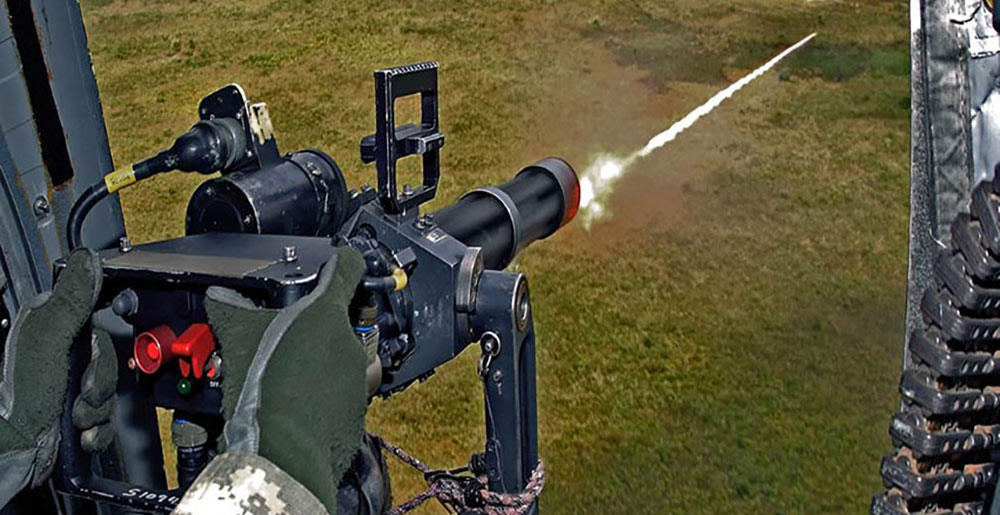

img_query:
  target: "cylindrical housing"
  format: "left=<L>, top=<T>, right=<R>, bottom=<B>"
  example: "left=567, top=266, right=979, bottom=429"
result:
left=172, top=418, right=209, bottom=490
left=434, top=157, right=579, bottom=269
left=185, top=150, right=348, bottom=237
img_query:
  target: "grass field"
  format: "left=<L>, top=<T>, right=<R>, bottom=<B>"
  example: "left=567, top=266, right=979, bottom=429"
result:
left=80, top=0, right=909, bottom=512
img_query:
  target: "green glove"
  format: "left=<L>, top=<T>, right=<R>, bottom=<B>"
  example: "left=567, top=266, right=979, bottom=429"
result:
left=204, top=246, right=367, bottom=514
left=0, top=249, right=117, bottom=506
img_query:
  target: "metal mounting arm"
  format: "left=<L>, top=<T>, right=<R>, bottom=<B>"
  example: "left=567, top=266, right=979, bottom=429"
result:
left=471, top=270, right=540, bottom=514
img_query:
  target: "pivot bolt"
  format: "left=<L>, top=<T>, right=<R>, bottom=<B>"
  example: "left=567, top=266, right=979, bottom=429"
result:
left=119, top=237, right=132, bottom=253
left=402, top=184, right=414, bottom=197
left=283, top=245, right=297, bottom=262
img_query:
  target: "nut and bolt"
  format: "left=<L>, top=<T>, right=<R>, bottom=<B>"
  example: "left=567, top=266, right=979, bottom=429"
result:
left=283, top=245, right=298, bottom=262
left=414, top=213, right=435, bottom=230
left=119, top=237, right=132, bottom=253
left=33, top=196, right=50, bottom=217
left=492, top=370, right=503, bottom=383
left=402, top=184, right=414, bottom=196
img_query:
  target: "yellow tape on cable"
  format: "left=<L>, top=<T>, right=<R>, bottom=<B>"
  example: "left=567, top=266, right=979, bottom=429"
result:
left=392, top=268, right=408, bottom=291
left=104, top=165, right=137, bottom=194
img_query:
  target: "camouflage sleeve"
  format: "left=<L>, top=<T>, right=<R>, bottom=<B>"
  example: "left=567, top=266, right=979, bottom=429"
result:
left=171, top=453, right=330, bottom=515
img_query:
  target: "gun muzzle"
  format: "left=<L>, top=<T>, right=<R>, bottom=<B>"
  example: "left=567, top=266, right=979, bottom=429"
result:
left=434, top=157, right=580, bottom=269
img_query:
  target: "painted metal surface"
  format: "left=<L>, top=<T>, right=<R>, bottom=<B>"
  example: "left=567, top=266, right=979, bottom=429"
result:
left=0, top=0, right=124, bottom=296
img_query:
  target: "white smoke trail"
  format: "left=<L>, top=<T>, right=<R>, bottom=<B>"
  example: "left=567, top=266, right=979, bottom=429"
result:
left=578, top=32, right=817, bottom=228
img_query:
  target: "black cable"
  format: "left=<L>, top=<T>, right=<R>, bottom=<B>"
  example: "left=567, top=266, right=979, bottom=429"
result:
left=66, top=155, right=173, bottom=249
left=65, top=117, right=246, bottom=250
left=66, top=182, right=109, bottom=250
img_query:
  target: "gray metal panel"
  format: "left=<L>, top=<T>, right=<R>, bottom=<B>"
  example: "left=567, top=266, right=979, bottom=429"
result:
left=0, top=3, right=53, bottom=292
left=31, top=0, right=124, bottom=251
left=0, top=0, right=127, bottom=303
left=0, top=42, right=31, bottom=133
left=0, top=7, right=9, bottom=42
left=3, top=125, right=43, bottom=175
left=0, top=137, right=50, bottom=309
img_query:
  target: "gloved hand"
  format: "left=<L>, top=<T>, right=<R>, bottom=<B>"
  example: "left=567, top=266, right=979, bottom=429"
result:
left=0, top=249, right=117, bottom=507
left=174, top=246, right=369, bottom=515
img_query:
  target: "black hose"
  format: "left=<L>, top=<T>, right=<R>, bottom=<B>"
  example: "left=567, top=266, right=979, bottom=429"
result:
left=66, top=182, right=109, bottom=250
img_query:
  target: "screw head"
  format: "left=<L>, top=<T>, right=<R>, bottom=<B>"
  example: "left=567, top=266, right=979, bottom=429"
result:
left=402, top=184, right=414, bottom=196
left=492, top=370, right=503, bottom=383
left=33, top=197, right=50, bottom=216
left=119, top=237, right=132, bottom=253
left=283, top=245, right=297, bottom=262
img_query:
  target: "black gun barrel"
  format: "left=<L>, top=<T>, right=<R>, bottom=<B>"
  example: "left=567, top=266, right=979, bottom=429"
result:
left=434, top=157, right=579, bottom=269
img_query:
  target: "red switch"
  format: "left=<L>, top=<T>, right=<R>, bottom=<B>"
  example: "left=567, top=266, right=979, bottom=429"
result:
left=134, top=323, right=216, bottom=379
left=173, top=324, right=215, bottom=379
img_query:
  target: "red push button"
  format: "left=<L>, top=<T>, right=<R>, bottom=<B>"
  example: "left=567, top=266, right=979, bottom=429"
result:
left=134, top=325, right=175, bottom=375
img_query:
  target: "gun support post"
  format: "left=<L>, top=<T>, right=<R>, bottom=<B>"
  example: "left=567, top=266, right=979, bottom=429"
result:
left=472, top=271, right=539, bottom=512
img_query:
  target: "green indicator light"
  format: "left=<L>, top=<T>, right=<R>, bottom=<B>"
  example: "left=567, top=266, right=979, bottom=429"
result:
left=177, top=377, right=193, bottom=396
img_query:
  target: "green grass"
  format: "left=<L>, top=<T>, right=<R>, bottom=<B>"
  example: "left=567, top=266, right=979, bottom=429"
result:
left=81, top=0, right=910, bottom=512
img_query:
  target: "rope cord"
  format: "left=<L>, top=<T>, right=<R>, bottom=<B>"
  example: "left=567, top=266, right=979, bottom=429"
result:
left=368, top=432, right=545, bottom=515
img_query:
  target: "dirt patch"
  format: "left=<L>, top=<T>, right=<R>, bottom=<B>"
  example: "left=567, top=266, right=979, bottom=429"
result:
left=508, top=31, right=748, bottom=253
left=513, top=29, right=757, bottom=257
